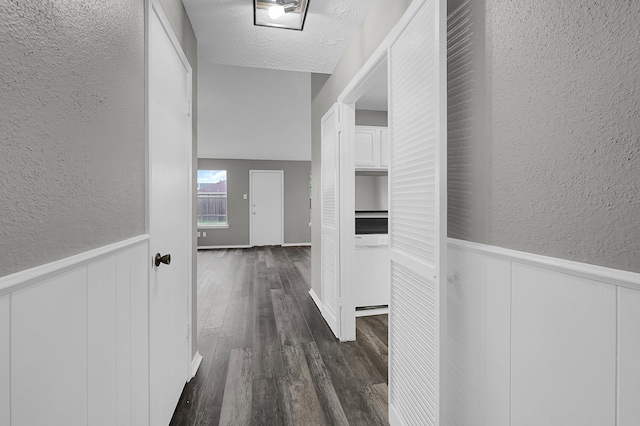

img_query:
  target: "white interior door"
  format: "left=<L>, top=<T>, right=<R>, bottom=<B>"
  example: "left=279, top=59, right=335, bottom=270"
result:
left=148, top=2, right=192, bottom=425
left=250, top=170, right=283, bottom=246
left=320, top=104, right=341, bottom=337
left=388, top=0, right=447, bottom=425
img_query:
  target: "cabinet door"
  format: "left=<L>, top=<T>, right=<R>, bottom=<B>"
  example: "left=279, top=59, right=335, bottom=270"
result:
left=379, top=129, right=390, bottom=168
left=354, top=128, right=378, bottom=167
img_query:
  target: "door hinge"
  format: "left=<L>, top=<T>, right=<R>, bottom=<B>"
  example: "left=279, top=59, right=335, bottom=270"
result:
left=187, top=99, right=192, bottom=117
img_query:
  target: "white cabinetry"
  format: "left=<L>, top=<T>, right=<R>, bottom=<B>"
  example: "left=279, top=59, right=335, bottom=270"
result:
left=355, top=126, right=389, bottom=170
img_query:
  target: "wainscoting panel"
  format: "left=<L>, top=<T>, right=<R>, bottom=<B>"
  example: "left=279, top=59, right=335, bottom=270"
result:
left=116, top=250, right=132, bottom=426
left=12, top=267, right=89, bottom=426
left=0, top=294, right=10, bottom=426
left=0, top=235, right=149, bottom=426
left=447, top=238, right=640, bottom=426
left=511, top=263, right=616, bottom=426
left=447, top=245, right=511, bottom=426
left=88, top=257, right=118, bottom=426
left=130, top=242, right=150, bottom=426
left=618, top=287, right=640, bottom=426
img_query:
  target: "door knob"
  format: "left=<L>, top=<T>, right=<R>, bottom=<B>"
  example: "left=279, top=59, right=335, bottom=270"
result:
left=154, top=253, right=171, bottom=267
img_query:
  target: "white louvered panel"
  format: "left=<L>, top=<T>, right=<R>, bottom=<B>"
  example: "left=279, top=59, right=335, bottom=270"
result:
left=321, top=236, right=338, bottom=317
left=390, top=1, right=438, bottom=266
left=320, top=104, right=340, bottom=337
left=321, top=109, right=337, bottom=228
left=389, top=0, right=446, bottom=425
left=390, top=262, right=438, bottom=426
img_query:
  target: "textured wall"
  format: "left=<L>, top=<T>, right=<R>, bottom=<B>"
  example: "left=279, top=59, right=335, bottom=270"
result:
left=310, top=0, right=413, bottom=296
left=197, top=158, right=311, bottom=246
left=448, top=0, right=640, bottom=273
left=0, top=1, right=145, bottom=277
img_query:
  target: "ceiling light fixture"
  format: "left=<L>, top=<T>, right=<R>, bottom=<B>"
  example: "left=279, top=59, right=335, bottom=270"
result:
left=254, top=0, right=310, bottom=31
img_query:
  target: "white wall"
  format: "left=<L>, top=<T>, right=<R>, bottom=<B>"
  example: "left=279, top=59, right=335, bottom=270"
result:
left=446, top=239, right=640, bottom=426
left=198, top=63, right=311, bottom=161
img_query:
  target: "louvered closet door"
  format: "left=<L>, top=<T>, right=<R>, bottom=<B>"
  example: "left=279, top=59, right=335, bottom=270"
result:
left=320, top=104, right=340, bottom=337
left=388, top=0, right=447, bottom=425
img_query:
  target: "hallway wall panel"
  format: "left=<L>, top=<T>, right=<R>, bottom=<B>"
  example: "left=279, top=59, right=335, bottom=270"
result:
left=0, top=236, right=149, bottom=426
left=447, top=239, right=640, bottom=426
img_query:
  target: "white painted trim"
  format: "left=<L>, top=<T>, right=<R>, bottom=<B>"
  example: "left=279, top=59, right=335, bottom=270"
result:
left=448, top=238, right=640, bottom=291
left=0, top=235, right=150, bottom=297
left=249, top=170, right=285, bottom=247
left=281, top=243, right=311, bottom=247
left=389, top=404, right=405, bottom=426
left=188, top=352, right=203, bottom=381
left=308, top=289, right=322, bottom=312
left=355, top=307, right=389, bottom=317
left=197, top=245, right=252, bottom=250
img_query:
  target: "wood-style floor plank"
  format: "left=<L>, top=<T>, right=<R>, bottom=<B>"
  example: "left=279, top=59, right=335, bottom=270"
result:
left=252, top=378, right=288, bottom=426
left=171, top=246, right=389, bottom=426
left=218, top=348, right=252, bottom=426
left=279, top=332, right=328, bottom=425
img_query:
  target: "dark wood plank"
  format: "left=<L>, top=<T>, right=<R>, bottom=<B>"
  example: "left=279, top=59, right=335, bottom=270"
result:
left=252, top=260, right=285, bottom=379
left=362, top=382, right=389, bottom=426
left=219, top=348, right=253, bottom=425
left=193, top=336, right=234, bottom=426
left=233, top=295, right=253, bottom=349
left=170, top=328, right=221, bottom=426
left=252, top=378, right=288, bottom=426
left=279, top=332, right=328, bottom=425
left=271, top=289, right=297, bottom=335
left=302, top=341, right=350, bottom=426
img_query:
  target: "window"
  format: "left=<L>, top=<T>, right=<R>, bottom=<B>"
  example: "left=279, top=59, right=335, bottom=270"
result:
left=197, top=170, right=228, bottom=227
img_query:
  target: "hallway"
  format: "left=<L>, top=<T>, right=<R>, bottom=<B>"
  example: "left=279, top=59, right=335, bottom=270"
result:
left=170, top=246, right=389, bottom=425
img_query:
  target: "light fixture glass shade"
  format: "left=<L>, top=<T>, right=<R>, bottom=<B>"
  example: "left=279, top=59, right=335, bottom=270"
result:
left=254, top=0, right=310, bottom=31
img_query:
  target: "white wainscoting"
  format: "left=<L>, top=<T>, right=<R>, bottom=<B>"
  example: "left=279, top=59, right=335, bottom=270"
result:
left=0, top=235, right=150, bottom=426
left=446, top=238, right=640, bottom=426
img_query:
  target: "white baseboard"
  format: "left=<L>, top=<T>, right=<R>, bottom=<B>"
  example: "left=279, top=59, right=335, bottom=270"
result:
left=388, top=404, right=405, bottom=426
left=197, top=245, right=252, bottom=250
left=282, top=243, right=311, bottom=247
left=308, top=288, right=322, bottom=311
left=189, top=351, right=203, bottom=381
left=448, top=238, right=640, bottom=291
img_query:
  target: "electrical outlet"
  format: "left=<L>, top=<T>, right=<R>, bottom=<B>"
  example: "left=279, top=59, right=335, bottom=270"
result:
left=197, top=231, right=201, bottom=237
left=203, top=231, right=206, bottom=237
left=243, top=194, right=247, bottom=200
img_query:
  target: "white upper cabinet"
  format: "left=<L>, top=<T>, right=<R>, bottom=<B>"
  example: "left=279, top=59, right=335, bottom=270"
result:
left=355, top=126, right=389, bottom=170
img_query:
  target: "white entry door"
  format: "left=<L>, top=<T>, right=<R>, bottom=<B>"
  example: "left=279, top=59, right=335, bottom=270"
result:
left=250, top=170, right=284, bottom=246
left=388, top=0, right=447, bottom=425
left=148, top=2, right=192, bottom=425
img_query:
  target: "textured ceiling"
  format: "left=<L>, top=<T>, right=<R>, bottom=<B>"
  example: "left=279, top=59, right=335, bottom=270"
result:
left=183, top=0, right=377, bottom=73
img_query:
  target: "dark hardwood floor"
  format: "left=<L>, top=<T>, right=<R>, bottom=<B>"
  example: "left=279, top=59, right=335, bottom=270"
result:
left=170, top=246, right=389, bottom=426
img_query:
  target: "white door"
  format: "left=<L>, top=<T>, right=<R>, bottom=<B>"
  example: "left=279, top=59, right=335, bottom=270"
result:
left=320, top=104, right=341, bottom=337
left=388, top=0, right=447, bottom=425
left=148, top=2, right=192, bottom=425
left=250, top=170, right=283, bottom=246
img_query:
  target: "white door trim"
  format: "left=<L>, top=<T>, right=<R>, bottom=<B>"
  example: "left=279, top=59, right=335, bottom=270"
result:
left=249, top=170, right=284, bottom=246
left=146, top=0, right=195, bottom=388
